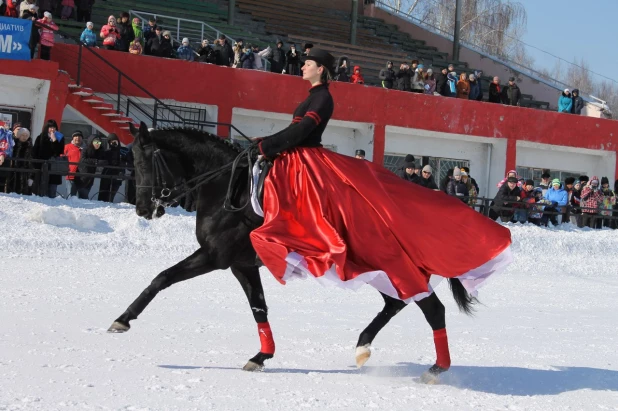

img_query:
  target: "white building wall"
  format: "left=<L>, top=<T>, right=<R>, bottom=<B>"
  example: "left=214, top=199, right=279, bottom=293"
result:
left=0, top=74, right=50, bottom=135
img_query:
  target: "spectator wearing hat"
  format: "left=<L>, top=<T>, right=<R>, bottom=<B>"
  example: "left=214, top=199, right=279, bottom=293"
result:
left=354, top=149, right=365, bottom=160
left=411, top=65, right=425, bottom=93
left=447, top=167, right=469, bottom=203
left=468, top=74, right=482, bottom=101
left=501, top=77, right=521, bottom=106
left=78, top=136, right=106, bottom=199
left=496, top=169, right=518, bottom=189
left=144, top=26, right=162, bottom=56
left=424, top=69, right=436, bottom=95
left=397, top=154, right=420, bottom=183
left=558, top=89, right=573, bottom=113
left=379, top=61, right=396, bottom=89
left=215, top=34, right=233, bottom=66
left=4, top=127, right=34, bottom=195
left=562, top=177, right=576, bottom=223
left=116, top=12, right=135, bottom=52
left=100, top=15, right=120, bottom=51
left=177, top=38, right=195, bottom=62
left=460, top=169, right=477, bottom=208
left=446, top=71, right=458, bottom=98
left=80, top=21, right=96, bottom=47
left=155, top=30, right=174, bottom=59
left=571, top=89, right=585, bottom=115
left=32, top=119, right=64, bottom=198
left=456, top=73, right=470, bottom=99
left=351, top=65, right=365, bottom=84
left=231, top=39, right=244, bottom=68
left=19, top=0, right=36, bottom=17
left=197, top=39, right=216, bottom=63
left=129, top=36, right=143, bottom=55
left=396, top=62, right=412, bottom=92
left=284, top=43, right=301, bottom=75
left=570, top=180, right=583, bottom=225
left=538, top=170, right=552, bottom=196
left=436, top=67, right=449, bottom=96
left=142, top=18, right=158, bottom=43
left=515, top=179, right=536, bottom=223
left=333, top=56, right=350, bottom=82
left=580, top=177, right=604, bottom=228
left=270, top=40, right=286, bottom=73
left=299, top=43, right=313, bottom=72
left=542, top=178, right=568, bottom=225
left=37, top=12, right=58, bottom=60
left=493, top=176, right=521, bottom=222
left=99, top=133, right=125, bottom=202
left=460, top=166, right=479, bottom=194
left=418, top=165, right=438, bottom=190
left=488, top=76, right=501, bottom=103
left=64, top=131, right=84, bottom=197
left=599, top=177, right=616, bottom=228
left=239, top=43, right=256, bottom=69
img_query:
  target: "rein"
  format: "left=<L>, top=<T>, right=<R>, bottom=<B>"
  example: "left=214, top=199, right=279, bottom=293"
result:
left=139, top=144, right=256, bottom=212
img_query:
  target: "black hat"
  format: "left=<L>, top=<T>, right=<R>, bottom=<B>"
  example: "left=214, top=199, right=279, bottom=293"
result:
left=107, top=133, right=119, bottom=142
left=565, top=177, right=575, bottom=185
left=355, top=149, right=365, bottom=157
left=301, top=48, right=335, bottom=74
left=403, top=154, right=416, bottom=169
left=71, top=130, right=83, bottom=138
left=303, top=43, right=314, bottom=50
left=541, top=170, right=551, bottom=179
left=507, top=176, right=518, bottom=183
left=276, top=39, right=283, bottom=45
left=525, top=179, right=534, bottom=186
left=509, top=77, right=516, bottom=82
left=579, top=175, right=589, bottom=183
left=460, top=166, right=469, bottom=174
left=601, top=176, right=609, bottom=185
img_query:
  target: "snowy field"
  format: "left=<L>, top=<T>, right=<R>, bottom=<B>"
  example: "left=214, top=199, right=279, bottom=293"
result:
left=1, top=193, right=617, bottom=411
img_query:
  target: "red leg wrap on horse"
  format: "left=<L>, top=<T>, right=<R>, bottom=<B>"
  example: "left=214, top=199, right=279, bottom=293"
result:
left=258, top=322, right=275, bottom=355
left=433, top=328, right=451, bottom=369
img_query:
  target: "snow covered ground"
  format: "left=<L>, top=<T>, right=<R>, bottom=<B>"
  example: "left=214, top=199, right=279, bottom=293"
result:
left=1, top=193, right=617, bottom=411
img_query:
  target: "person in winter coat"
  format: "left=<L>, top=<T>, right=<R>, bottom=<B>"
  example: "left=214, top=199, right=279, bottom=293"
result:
left=231, top=39, right=244, bottom=68
left=156, top=31, right=175, bottom=59
left=4, top=0, right=18, bottom=17
left=116, top=12, right=134, bottom=52
left=501, top=77, right=521, bottom=106
left=456, top=73, right=470, bottom=99
left=77, top=0, right=95, bottom=23
left=424, top=69, right=436, bottom=95
left=446, top=72, right=458, bottom=97
left=99, top=133, right=125, bottom=202
left=418, top=165, right=439, bottom=190
left=21, top=4, right=39, bottom=59
left=4, top=127, right=34, bottom=195
left=240, top=45, right=255, bottom=69
left=63, top=131, right=87, bottom=198
left=488, top=76, right=501, bottom=103
left=580, top=177, right=604, bottom=228
left=496, top=169, right=519, bottom=189
left=599, top=176, right=616, bottom=228
left=270, top=40, right=286, bottom=73
left=436, top=67, right=448, bottom=96
left=60, top=0, right=74, bottom=20
left=19, top=0, right=36, bottom=17
left=197, top=39, right=216, bottom=64
left=468, top=74, right=482, bottom=101
left=143, top=19, right=158, bottom=43
left=78, top=136, right=106, bottom=199
left=396, top=62, right=412, bottom=92
left=37, top=12, right=58, bottom=60
left=447, top=167, right=470, bottom=203
left=0, top=126, right=14, bottom=188
left=379, top=61, right=396, bottom=89
left=215, top=35, right=233, bottom=66
left=411, top=65, right=425, bottom=93
left=397, top=154, right=420, bottom=183
left=80, top=21, right=97, bottom=47
left=177, top=38, right=195, bottom=62
left=558, top=89, right=573, bottom=113
left=350, top=65, right=365, bottom=84
left=131, top=18, right=143, bottom=46
left=570, top=180, right=583, bottom=225
left=461, top=170, right=477, bottom=208
left=32, top=119, right=65, bottom=198
left=253, top=44, right=271, bottom=70
left=145, top=26, right=162, bottom=56
left=128, top=37, right=143, bottom=55
left=571, top=89, right=585, bottom=115
left=542, top=179, right=568, bottom=225
left=100, top=15, right=121, bottom=51
left=333, top=56, right=349, bottom=82
left=284, top=43, right=301, bottom=75
left=493, top=176, right=522, bottom=222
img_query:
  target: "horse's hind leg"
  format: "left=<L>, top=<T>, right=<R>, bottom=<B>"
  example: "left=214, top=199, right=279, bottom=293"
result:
left=415, top=292, right=450, bottom=384
left=108, top=247, right=215, bottom=332
left=355, top=292, right=408, bottom=368
left=229, top=264, right=274, bottom=372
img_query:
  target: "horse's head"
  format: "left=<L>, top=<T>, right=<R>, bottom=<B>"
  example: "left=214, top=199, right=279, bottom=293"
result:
left=130, top=122, right=185, bottom=220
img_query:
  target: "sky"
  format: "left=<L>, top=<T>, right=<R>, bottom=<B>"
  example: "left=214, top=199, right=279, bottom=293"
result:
left=515, top=0, right=617, bottom=85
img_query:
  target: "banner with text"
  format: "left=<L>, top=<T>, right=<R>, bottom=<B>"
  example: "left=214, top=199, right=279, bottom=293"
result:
left=0, top=16, right=32, bottom=61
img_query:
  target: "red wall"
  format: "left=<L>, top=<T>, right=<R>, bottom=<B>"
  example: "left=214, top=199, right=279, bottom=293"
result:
left=40, top=44, right=618, bottom=175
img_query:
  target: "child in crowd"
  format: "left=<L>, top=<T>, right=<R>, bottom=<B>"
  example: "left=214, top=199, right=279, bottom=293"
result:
left=129, top=36, right=143, bottom=55
left=80, top=22, right=96, bottom=47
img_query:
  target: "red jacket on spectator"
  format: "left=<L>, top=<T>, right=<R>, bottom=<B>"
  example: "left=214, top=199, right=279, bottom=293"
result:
left=350, top=66, right=364, bottom=84
left=37, top=18, right=58, bottom=47
left=64, top=143, right=82, bottom=181
left=4, top=0, right=18, bottom=17
left=581, top=176, right=604, bottom=214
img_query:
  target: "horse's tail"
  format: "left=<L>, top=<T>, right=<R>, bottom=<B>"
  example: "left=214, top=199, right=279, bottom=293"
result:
left=447, top=278, right=477, bottom=316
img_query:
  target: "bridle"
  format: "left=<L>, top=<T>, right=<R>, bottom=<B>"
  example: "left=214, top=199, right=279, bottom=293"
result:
left=136, top=143, right=257, bottom=213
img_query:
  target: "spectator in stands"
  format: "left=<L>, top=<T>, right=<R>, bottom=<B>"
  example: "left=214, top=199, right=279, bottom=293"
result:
left=144, top=26, right=162, bottom=56
left=116, top=12, right=134, bottom=52
left=100, top=15, right=120, bottom=51
left=447, top=63, right=455, bottom=74
left=558, top=89, right=573, bottom=113
left=99, top=133, right=125, bottom=202
left=461, top=169, right=477, bottom=207
left=131, top=18, right=143, bottom=46
left=355, top=149, right=365, bottom=160
left=300, top=43, right=313, bottom=71
left=410, top=60, right=419, bottom=72
left=18, top=0, right=33, bottom=17
left=78, top=136, right=106, bottom=199
left=4, top=127, right=34, bottom=195
left=4, top=0, right=18, bottom=17
left=460, top=166, right=479, bottom=194
left=37, top=12, right=58, bottom=61
left=539, top=170, right=552, bottom=195
left=80, top=21, right=96, bottom=47
left=76, top=0, right=94, bottom=23
left=64, top=131, right=86, bottom=198
left=501, top=77, right=521, bottom=106
left=413, top=163, right=422, bottom=177
left=32, top=119, right=64, bottom=198
left=468, top=73, right=482, bottom=101
left=197, top=39, right=216, bottom=64
left=542, top=179, right=568, bottom=225
left=571, top=89, right=584, bottom=115
left=156, top=31, right=175, bottom=59
left=38, top=0, right=53, bottom=17
left=411, top=65, right=424, bottom=93
left=570, top=180, right=583, bottom=225
left=447, top=167, right=469, bottom=203
left=379, top=61, right=395, bottom=89
left=284, top=43, right=301, bottom=75
left=515, top=179, right=536, bottom=223
left=424, top=69, right=436, bottom=95
left=270, top=40, right=286, bottom=74
left=216, top=34, right=233, bottom=67
left=22, top=4, right=39, bottom=59
left=240, top=44, right=255, bottom=69
left=333, top=57, right=349, bottom=82
left=446, top=71, right=458, bottom=97
left=493, top=176, right=521, bottom=222
left=396, top=62, right=412, bottom=92
left=418, top=165, right=438, bottom=190
left=436, top=67, right=448, bottom=96
left=599, top=177, right=616, bottom=228
left=0, top=124, right=14, bottom=184
left=129, top=36, right=142, bottom=55
left=232, top=39, right=244, bottom=68
left=488, top=76, right=501, bottom=103
left=351, top=65, right=365, bottom=84
left=563, top=176, right=576, bottom=223
left=397, top=154, right=420, bottom=183
left=497, top=169, right=518, bottom=189
left=254, top=44, right=271, bottom=71
left=60, top=0, right=74, bottom=20
left=580, top=177, right=604, bottom=228
left=143, top=18, right=158, bottom=42
left=440, top=168, right=453, bottom=193
left=177, top=38, right=195, bottom=62
left=456, top=73, right=470, bottom=99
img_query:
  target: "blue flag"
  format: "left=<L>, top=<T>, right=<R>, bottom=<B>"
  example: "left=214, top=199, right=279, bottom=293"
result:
left=0, top=16, right=32, bottom=61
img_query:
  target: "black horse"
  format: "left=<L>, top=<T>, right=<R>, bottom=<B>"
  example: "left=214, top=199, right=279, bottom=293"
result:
left=107, top=123, right=476, bottom=383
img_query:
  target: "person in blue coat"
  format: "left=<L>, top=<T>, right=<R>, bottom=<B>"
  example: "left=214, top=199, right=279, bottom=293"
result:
left=80, top=22, right=97, bottom=47
left=543, top=178, right=568, bottom=225
left=558, top=89, right=573, bottom=113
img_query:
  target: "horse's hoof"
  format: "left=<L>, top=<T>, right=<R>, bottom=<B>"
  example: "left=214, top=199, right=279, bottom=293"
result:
left=107, top=321, right=130, bottom=333
left=355, top=344, right=371, bottom=368
left=242, top=360, right=264, bottom=372
left=243, top=352, right=273, bottom=372
left=419, top=364, right=448, bottom=385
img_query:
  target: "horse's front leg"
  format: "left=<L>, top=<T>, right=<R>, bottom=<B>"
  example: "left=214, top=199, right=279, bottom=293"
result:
left=230, top=264, right=275, bottom=372
left=108, top=247, right=216, bottom=332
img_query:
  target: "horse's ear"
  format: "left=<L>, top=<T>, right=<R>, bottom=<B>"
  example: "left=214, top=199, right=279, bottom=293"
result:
left=137, top=121, right=151, bottom=146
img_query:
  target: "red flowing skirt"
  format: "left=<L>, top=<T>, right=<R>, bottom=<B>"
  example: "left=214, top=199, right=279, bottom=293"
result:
left=250, top=147, right=512, bottom=301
